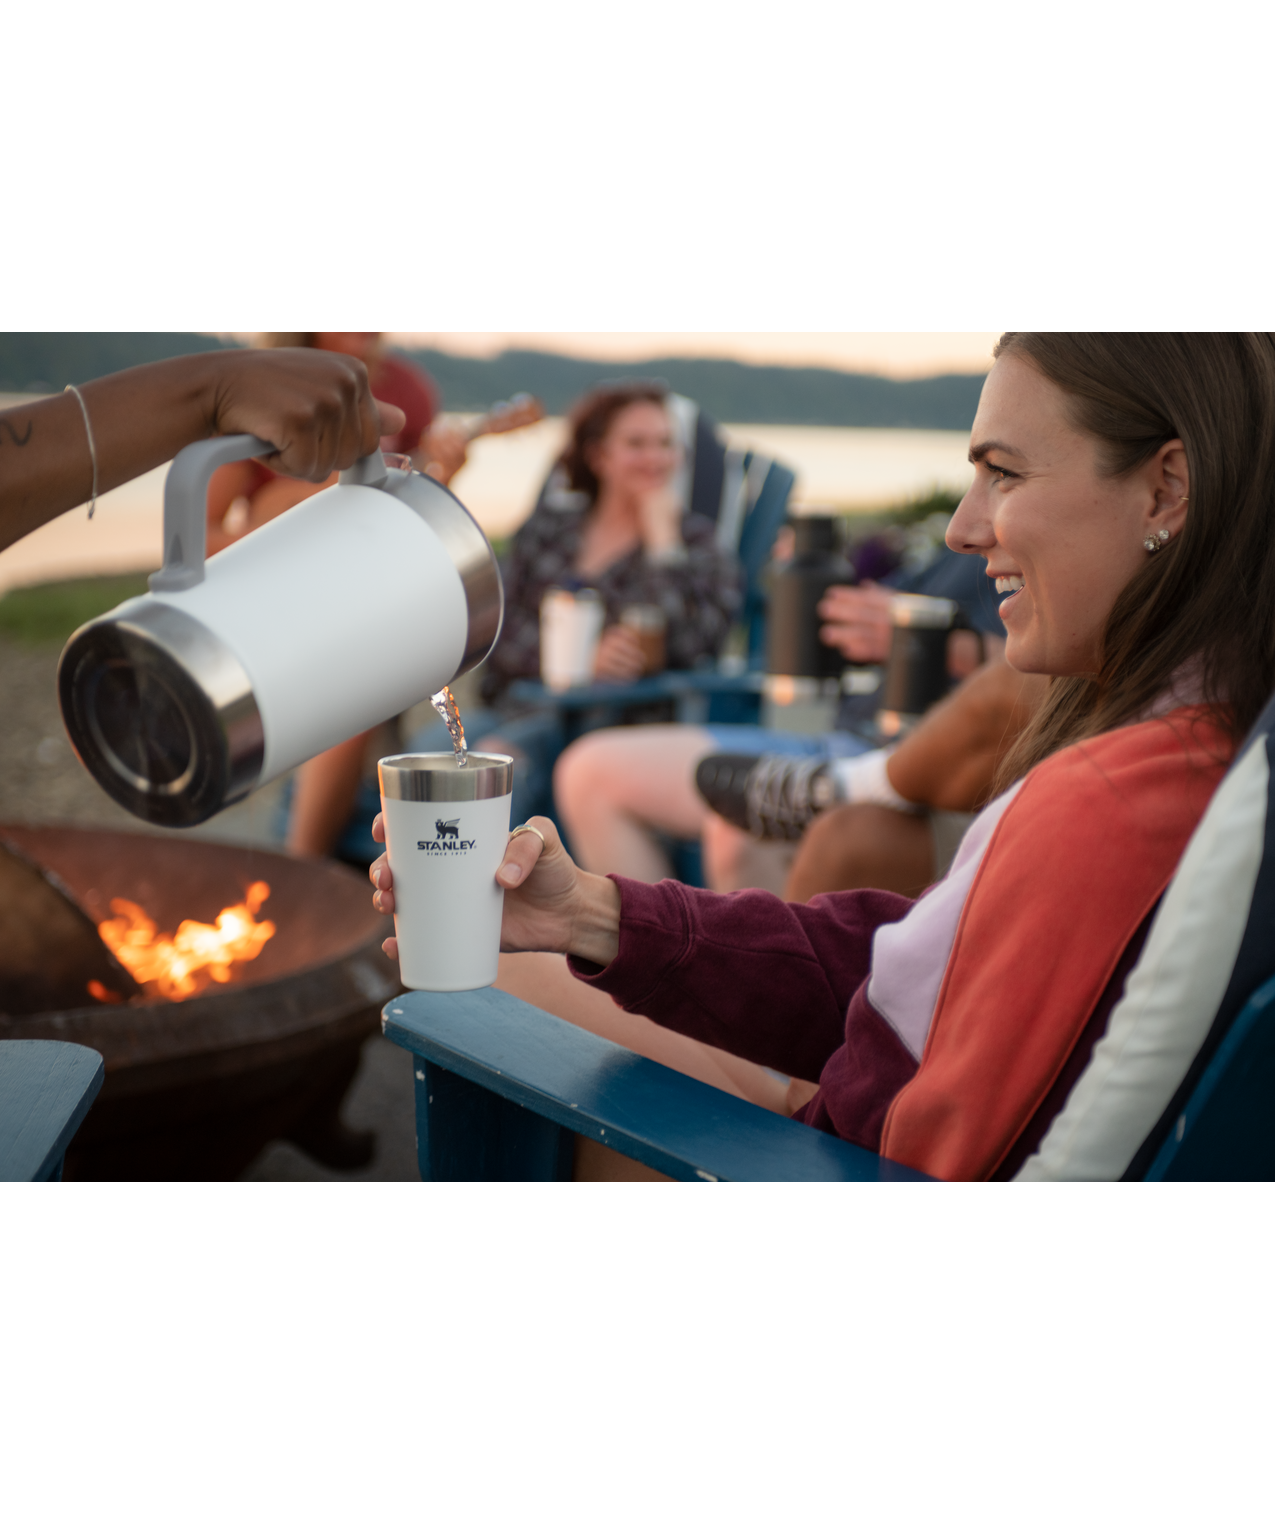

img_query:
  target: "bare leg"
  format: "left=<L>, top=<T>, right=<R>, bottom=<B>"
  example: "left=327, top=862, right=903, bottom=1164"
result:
left=495, top=951, right=792, bottom=1181
left=701, top=813, right=800, bottom=895
left=287, top=732, right=370, bottom=858
left=553, top=725, right=717, bottom=882
left=784, top=803, right=934, bottom=904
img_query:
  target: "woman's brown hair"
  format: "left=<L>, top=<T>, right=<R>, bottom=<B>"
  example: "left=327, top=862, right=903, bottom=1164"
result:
left=995, top=333, right=1275, bottom=787
left=558, top=381, right=670, bottom=504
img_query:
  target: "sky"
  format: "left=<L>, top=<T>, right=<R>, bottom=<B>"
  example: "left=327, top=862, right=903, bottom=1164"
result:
left=225, top=333, right=1000, bottom=378
left=389, top=333, right=1000, bottom=379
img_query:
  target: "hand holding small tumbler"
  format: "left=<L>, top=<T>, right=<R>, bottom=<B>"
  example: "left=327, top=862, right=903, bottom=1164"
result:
left=371, top=813, right=622, bottom=973
left=376, top=754, right=515, bottom=991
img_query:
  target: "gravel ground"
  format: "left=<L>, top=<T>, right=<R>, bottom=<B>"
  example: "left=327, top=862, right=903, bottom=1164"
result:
left=241, top=1034, right=420, bottom=1182
left=0, top=631, right=421, bottom=1181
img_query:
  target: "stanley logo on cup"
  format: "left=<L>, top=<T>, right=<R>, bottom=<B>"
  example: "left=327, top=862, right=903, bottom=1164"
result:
left=418, top=818, right=477, bottom=854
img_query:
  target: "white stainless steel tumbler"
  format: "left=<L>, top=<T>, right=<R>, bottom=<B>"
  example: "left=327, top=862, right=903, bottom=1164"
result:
left=58, top=438, right=503, bottom=827
left=539, top=588, right=605, bottom=690
left=378, top=753, right=514, bottom=992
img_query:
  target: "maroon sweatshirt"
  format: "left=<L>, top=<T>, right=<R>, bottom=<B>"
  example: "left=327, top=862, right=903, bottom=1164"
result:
left=569, top=876, right=918, bottom=1153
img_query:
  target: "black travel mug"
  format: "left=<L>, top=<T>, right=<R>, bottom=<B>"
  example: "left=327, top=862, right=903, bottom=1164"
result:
left=766, top=516, right=857, bottom=681
left=877, top=594, right=981, bottom=737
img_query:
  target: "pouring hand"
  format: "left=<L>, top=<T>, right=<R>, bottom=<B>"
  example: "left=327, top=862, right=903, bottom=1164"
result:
left=0, top=348, right=411, bottom=555
left=369, top=813, right=621, bottom=968
left=210, top=348, right=406, bottom=482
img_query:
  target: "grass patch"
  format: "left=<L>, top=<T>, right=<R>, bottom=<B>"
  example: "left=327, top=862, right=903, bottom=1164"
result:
left=0, top=573, right=152, bottom=644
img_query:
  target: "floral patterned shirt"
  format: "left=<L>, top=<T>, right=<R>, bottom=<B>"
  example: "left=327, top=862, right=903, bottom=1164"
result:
left=481, top=504, right=740, bottom=704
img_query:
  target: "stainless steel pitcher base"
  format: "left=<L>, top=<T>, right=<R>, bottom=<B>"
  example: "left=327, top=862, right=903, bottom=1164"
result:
left=58, top=599, right=264, bottom=828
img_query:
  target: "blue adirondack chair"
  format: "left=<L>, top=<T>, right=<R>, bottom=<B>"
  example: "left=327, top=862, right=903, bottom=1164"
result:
left=0, top=1041, right=104, bottom=1181
left=383, top=988, right=930, bottom=1181
left=381, top=687, right=1275, bottom=1182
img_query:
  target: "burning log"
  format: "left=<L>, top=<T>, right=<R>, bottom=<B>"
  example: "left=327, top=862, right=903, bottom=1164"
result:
left=0, top=838, right=138, bottom=1012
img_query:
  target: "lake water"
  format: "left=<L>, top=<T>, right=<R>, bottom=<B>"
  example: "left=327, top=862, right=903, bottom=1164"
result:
left=0, top=397, right=974, bottom=594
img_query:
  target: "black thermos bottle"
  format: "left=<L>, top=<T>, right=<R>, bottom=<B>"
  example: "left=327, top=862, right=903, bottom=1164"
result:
left=766, top=517, right=858, bottom=679
left=878, top=593, right=982, bottom=736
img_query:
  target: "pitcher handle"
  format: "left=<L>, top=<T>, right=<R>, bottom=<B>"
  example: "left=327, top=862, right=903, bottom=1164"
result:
left=149, top=434, right=275, bottom=592
left=149, top=435, right=392, bottom=593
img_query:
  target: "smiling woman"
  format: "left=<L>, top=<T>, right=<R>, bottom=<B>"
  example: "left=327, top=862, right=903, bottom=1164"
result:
left=962, top=333, right=1275, bottom=787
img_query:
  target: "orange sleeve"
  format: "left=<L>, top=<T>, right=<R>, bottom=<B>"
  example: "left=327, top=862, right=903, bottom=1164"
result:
left=879, top=708, right=1233, bottom=1180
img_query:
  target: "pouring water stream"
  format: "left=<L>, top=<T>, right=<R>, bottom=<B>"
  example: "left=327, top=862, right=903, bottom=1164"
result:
left=430, top=685, right=469, bottom=767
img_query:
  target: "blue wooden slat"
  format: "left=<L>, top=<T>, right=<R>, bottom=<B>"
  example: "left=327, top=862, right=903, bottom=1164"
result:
left=0, top=1041, right=105, bottom=1182
left=382, top=988, right=932, bottom=1182
left=737, top=462, right=797, bottom=661
left=415, top=1058, right=574, bottom=1180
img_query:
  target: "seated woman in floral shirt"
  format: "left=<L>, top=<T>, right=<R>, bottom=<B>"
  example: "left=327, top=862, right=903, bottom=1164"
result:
left=481, top=380, right=739, bottom=701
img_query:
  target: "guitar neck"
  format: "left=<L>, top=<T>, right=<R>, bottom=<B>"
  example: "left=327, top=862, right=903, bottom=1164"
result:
left=463, top=394, right=544, bottom=443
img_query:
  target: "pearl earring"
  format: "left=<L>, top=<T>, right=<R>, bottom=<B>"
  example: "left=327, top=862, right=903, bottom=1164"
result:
left=1144, top=528, right=1171, bottom=554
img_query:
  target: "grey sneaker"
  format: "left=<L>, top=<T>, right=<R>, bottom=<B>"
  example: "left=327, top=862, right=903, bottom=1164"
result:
left=695, top=752, right=837, bottom=842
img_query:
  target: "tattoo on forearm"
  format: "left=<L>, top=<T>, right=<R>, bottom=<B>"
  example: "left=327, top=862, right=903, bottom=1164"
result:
left=0, top=419, right=33, bottom=446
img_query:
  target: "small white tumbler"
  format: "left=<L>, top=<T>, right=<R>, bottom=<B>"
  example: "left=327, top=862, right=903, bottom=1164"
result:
left=378, top=753, right=514, bottom=992
left=540, top=588, right=605, bottom=690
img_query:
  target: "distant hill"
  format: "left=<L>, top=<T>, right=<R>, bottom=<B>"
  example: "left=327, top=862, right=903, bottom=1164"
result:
left=0, top=333, right=986, bottom=431
left=398, top=346, right=985, bottom=431
left=0, top=332, right=233, bottom=392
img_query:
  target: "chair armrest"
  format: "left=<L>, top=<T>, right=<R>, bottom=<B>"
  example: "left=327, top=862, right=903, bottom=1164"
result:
left=0, top=1041, right=104, bottom=1181
left=382, top=987, right=932, bottom=1182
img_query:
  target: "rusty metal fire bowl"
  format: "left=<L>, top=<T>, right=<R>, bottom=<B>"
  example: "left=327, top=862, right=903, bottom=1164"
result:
left=0, top=825, right=400, bottom=1180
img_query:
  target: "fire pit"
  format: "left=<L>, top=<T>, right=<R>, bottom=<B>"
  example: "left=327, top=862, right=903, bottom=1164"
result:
left=0, top=825, right=400, bottom=1180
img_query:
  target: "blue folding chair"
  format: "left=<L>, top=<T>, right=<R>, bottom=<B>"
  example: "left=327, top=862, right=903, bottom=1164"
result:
left=382, top=689, right=1275, bottom=1182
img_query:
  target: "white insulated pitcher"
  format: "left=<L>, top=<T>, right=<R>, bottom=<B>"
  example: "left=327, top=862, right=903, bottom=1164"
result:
left=58, top=435, right=503, bottom=827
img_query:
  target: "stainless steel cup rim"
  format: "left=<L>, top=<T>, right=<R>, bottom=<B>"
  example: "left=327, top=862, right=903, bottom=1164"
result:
left=889, top=593, right=960, bottom=629
left=620, top=604, right=668, bottom=629
left=542, top=587, right=603, bottom=605
left=378, top=752, right=514, bottom=802
left=763, top=674, right=843, bottom=704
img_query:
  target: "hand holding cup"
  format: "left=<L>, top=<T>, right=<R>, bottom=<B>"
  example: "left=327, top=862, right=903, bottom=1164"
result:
left=371, top=812, right=620, bottom=970
left=592, top=624, right=646, bottom=682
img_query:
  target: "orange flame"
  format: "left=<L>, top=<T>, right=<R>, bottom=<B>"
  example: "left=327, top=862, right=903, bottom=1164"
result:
left=95, top=881, right=276, bottom=1001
